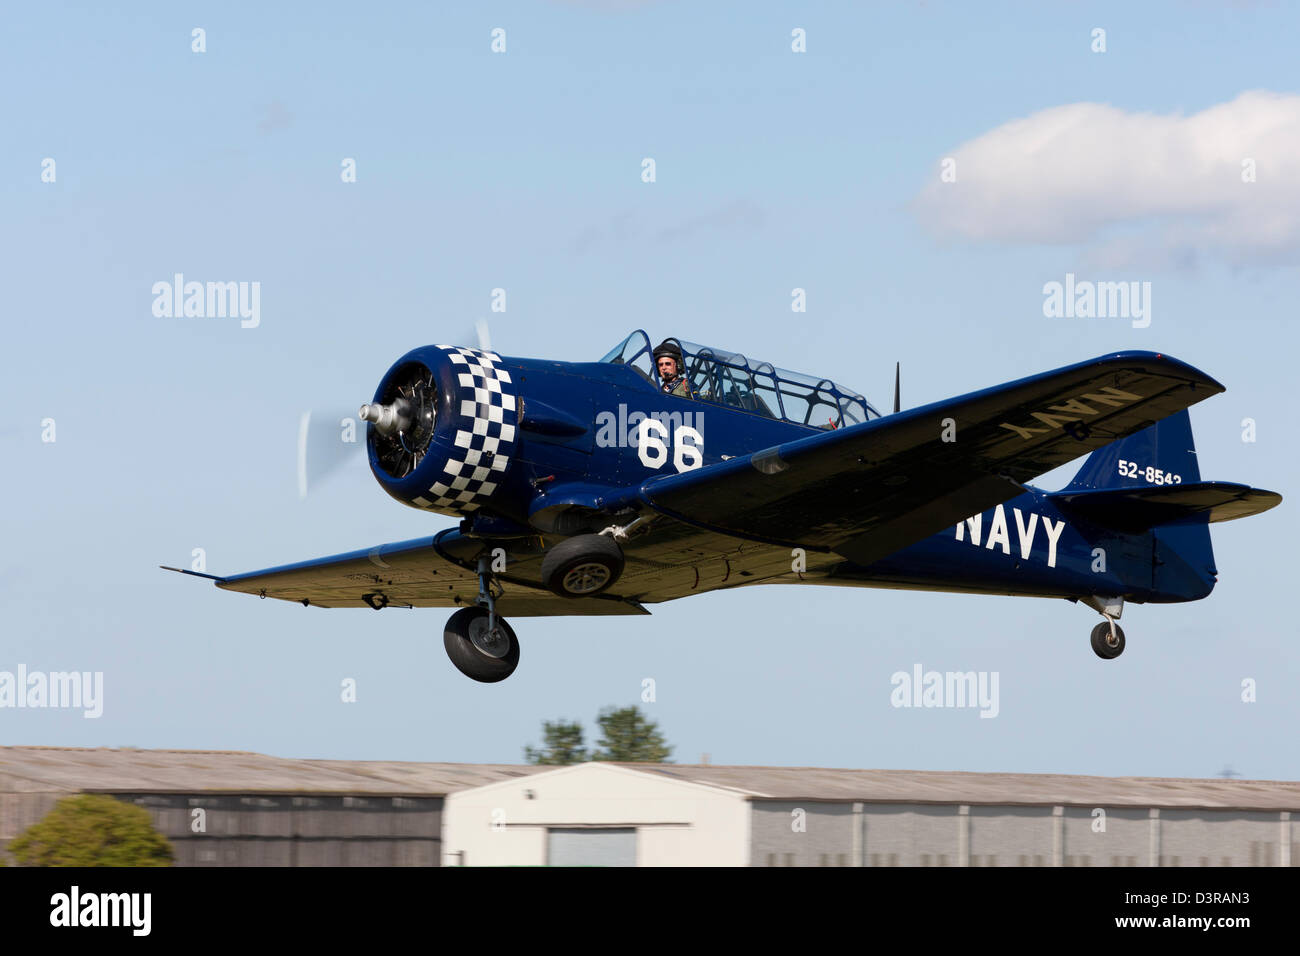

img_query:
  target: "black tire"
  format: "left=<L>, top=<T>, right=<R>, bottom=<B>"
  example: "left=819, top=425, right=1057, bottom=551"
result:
left=444, top=607, right=519, bottom=682
left=1089, top=621, right=1126, bottom=660
left=540, top=534, right=625, bottom=598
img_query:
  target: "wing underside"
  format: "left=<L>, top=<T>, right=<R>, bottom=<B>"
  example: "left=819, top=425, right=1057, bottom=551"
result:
left=192, top=535, right=648, bottom=615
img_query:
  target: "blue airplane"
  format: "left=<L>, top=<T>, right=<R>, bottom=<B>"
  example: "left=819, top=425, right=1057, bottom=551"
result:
left=165, top=331, right=1281, bottom=682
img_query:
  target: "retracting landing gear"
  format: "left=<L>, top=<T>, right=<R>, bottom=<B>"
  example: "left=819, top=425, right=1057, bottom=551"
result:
left=443, top=553, right=519, bottom=682
left=540, top=534, right=625, bottom=598
left=1083, top=595, right=1126, bottom=660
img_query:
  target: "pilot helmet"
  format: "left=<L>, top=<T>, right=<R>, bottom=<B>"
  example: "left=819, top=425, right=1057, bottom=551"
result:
left=652, top=339, right=684, bottom=373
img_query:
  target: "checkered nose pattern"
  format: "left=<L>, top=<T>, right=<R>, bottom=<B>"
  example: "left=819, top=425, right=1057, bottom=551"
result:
left=411, top=346, right=518, bottom=515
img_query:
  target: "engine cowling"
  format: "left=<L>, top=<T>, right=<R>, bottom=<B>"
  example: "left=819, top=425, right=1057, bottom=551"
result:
left=363, top=345, right=519, bottom=516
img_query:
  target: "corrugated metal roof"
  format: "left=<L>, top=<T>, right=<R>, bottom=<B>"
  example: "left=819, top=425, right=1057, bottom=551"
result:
left=2, top=748, right=1295, bottom=809
left=0, top=747, right=549, bottom=796
left=614, top=764, right=1300, bottom=810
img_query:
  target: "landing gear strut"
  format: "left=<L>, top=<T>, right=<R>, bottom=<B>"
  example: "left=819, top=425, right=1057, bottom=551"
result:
left=442, top=553, right=520, bottom=682
left=1083, top=595, right=1126, bottom=660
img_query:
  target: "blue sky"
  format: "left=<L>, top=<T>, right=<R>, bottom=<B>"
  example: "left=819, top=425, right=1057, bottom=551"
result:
left=2, top=1, right=1296, bottom=779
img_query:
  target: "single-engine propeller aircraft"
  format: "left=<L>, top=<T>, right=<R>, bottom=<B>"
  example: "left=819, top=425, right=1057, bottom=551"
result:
left=165, top=332, right=1281, bottom=682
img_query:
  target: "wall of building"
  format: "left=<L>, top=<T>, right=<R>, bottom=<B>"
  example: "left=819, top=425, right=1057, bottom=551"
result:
left=1062, top=806, right=1149, bottom=866
left=444, top=764, right=748, bottom=866
left=969, top=805, right=1055, bottom=866
left=117, top=793, right=444, bottom=867
left=0, top=790, right=64, bottom=859
left=1158, top=809, right=1294, bottom=867
left=751, top=801, right=857, bottom=866
left=860, top=803, right=959, bottom=867
left=750, top=801, right=1297, bottom=867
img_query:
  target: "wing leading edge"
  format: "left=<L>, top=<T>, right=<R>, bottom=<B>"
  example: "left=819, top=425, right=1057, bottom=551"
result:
left=637, top=351, right=1225, bottom=565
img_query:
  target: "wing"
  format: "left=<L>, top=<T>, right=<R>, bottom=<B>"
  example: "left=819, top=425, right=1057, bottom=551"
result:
left=638, top=351, right=1225, bottom=565
left=166, top=533, right=647, bottom=616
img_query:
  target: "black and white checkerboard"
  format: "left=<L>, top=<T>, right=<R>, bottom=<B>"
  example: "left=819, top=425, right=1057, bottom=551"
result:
left=412, top=346, right=518, bottom=514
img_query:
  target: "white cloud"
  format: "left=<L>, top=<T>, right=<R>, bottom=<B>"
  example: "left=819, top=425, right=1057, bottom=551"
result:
left=914, top=91, right=1300, bottom=267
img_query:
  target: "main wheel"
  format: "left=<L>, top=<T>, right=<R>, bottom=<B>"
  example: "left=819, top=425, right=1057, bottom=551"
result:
left=1089, top=621, right=1126, bottom=660
left=444, top=607, right=520, bottom=682
left=540, top=534, right=625, bottom=598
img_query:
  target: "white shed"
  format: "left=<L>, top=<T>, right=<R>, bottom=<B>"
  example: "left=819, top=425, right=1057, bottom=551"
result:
left=442, top=762, right=750, bottom=866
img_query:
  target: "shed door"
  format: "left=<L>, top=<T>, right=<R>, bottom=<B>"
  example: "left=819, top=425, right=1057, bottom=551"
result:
left=546, top=828, right=636, bottom=866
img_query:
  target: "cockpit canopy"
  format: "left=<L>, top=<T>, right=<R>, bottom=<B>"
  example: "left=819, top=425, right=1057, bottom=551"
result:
left=599, top=331, right=880, bottom=429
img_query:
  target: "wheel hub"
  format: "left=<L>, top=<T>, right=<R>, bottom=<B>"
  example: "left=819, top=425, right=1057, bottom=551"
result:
left=468, top=617, right=511, bottom=659
left=562, top=562, right=611, bottom=595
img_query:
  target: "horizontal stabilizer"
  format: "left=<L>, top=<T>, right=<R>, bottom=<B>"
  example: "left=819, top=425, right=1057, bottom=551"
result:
left=1048, top=481, right=1282, bottom=532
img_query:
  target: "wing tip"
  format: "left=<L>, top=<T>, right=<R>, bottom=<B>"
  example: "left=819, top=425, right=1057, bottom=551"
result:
left=159, top=565, right=226, bottom=582
left=1094, top=350, right=1226, bottom=393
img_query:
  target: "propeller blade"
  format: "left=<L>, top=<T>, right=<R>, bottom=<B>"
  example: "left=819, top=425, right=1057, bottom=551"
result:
left=297, top=411, right=311, bottom=499
left=297, top=407, right=366, bottom=499
left=475, top=318, right=492, bottom=351
left=893, top=361, right=901, bottom=414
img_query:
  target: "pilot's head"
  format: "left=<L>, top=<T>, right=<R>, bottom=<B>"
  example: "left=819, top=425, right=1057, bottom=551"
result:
left=653, top=340, right=684, bottom=381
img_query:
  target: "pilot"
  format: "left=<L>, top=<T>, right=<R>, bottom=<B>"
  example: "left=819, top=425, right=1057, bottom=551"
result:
left=653, top=340, right=693, bottom=399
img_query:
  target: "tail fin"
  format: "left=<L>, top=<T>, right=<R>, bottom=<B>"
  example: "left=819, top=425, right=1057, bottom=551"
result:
left=1052, top=409, right=1280, bottom=529
left=1048, top=409, right=1282, bottom=601
left=1062, top=408, right=1201, bottom=493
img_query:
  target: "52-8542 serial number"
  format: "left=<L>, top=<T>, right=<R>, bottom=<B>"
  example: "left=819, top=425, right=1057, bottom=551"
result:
left=1118, top=459, right=1182, bottom=485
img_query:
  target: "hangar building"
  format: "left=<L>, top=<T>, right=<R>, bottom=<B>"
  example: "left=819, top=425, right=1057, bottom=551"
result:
left=1, top=747, right=1295, bottom=866
left=445, top=762, right=1299, bottom=866
left=0, top=746, right=547, bottom=866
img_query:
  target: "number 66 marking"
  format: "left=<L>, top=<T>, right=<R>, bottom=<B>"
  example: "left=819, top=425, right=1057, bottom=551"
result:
left=638, top=419, right=704, bottom=472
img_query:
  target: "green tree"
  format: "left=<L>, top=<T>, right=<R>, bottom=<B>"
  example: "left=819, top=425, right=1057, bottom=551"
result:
left=591, top=706, right=673, bottom=763
left=524, top=719, right=588, bottom=765
left=8, top=793, right=173, bottom=867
